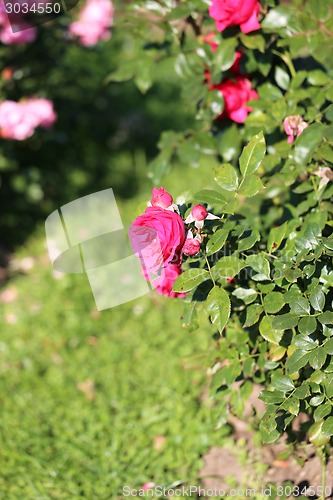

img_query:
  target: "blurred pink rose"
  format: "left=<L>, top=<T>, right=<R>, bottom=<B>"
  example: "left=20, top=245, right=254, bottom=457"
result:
left=212, top=76, right=258, bottom=123
left=25, top=98, right=57, bottom=128
left=209, top=0, right=261, bottom=33
left=151, top=187, right=173, bottom=209
left=155, top=264, right=186, bottom=298
left=0, top=98, right=57, bottom=140
left=283, top=115, right=308, bottom=144
left=129, top=206, right=185, bottom=274
left=141, top=482, right=156, bottom=491
left=0, top=21, right=37, bottom=44
left=69, top=0, right=114, bottom=46
left=0, top=100, right=36, bottom=140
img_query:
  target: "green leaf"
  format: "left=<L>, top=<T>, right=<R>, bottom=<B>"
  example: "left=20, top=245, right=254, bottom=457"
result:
left=260, top=315, right=283, bottom=345
left=243, top=304, right=263, bottom=328
left=286, top=349, right=310, bottom=373
left=238, top=175, right=265, bottom=197
left=261, top=7, right=291, bottom=30
left=214, top=255, right=247, bottom=278
left=205, top=286, right=231, bottom=334
left=181, top=302, right=198, bottom=331
left=239, top=132, right=266, bottom=177
left=314, top=403, right=332, bottom=421
left=293, top=124, right=324, bottom=166
left=246, top=254, right=270, bottom=281
left=310, top=394, right=325, bottom=406
left=212, top=38, right=238, bottom=72
left=289, top=297, right=310, bottom=315
left=267, top=222, right=288, bottom=253
left=272, top=313, right=299, bottom=330
left=172, top=268, right=211, bottom=293
left=232, top=287, right=258, bottom=305
left=194, top=189, right=228, bottom=206
left=206, top=228, right=229, bottom=257
left=309, top=347, right=327, bottom=370
left=309, top=420, right=331, bottom=447
left=260, top=390, right=285, bottom=404
left=263, top=292, right=285, bottom=314
left=282, top=397, right=299, bottom=416
left=324, top=338, right=333, bottom=355
left=309, top=287, right=325, bottom=312
left=318, top=312, right=333, bottom=325
left=322, top=417, right=333, bottom=437
left=271, top=375, right=294, bottom=392
left=294, top=334, right=319, bottom=351
left=275, top=66, right=290, bottom=90
left=240, top=33, right=265, bottom=52
left=298, top=316, right=317, bottom=335
left=237, top=229, right=260, bottom=252
left=214, top=163, right=239, bottom=191
left=218, top=124, right=241, bottom=162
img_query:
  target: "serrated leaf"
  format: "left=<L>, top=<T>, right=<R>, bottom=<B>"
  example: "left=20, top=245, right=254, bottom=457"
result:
left=322, top=417, right=333, bottom=437
left=283, top=397, right=299, bottom=416
left=260, top=315, right=283, bottom=345
left=309, top=286, right=325, bottom=311
left=239, top=131, right=266, bottom=177
left=289, top=297, right=310, bottom=315
left=206, top=228, right=229, bottom=257
left=271, top=375, right=294, bottom=392
left=246, top=253, right=270, bottom=281
left=238, top=174, right=265, bottom=197
left=318, top=311, right=333, bottom=325
left=272, top=313, right=299, bottom=330
left=194, top=189, right=228, bottom=206
left=214, top=163, right=239, bottom=191
left=172, top=268, right=211, bottom=293
left=260, top=390, right=285, bottom=404
left=309, top=347, right=327, bottom=370
left=298, top=316, right=317, bottom=335
left=324, top=338, right=333, bottom=355
left=263, top=292, right=285, bottom=314
left=267, top=222, right=288, bottom=253
left=314, top=403, right=332, bottom=421
left=232, top=287, right=258, bottom=305
left=205, top=286, right=230, bottom=333
left=214, top=255, right=247, bottom=278
left=237, top=229, right=260, bottom=252
left=294, top=334, right=319, bottom=351
left=243, top=304, right=263, bottom=328
left=286, top=349, right=310, bottom=373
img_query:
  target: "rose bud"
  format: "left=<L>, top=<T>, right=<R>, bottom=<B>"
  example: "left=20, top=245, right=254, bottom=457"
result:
left=191, top=204, right=208, bottom=221
left=182, top=237, right=201, bottom=256
left=151, top=187, right=173, bottom=209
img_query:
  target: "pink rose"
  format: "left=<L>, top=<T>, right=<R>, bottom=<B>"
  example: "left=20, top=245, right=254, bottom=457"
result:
left=0, top=21, right=37, bottom=45
left=155, top=264, right=186, bottom=298
left=283, top=115, right=308, bottom=144
left=25, top=98, right=57, bottom=128
left=151, top=187, right=173, bottom=209
left=212, top=76, right=258, bottom=123
left=129, top=206, right=185, bottom=275
left=191, top=204, right=208, bottom=221
left=69, top=0, right=114, bottom=46
left=209, top=0, right=261, bottom=34
left=0, top=100, right=36, bottom=140
left=182, top=237, right=201, bottom=256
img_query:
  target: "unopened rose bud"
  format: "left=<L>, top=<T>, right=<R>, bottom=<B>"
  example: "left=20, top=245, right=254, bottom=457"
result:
left=182, top=237, right=201, bottom=256
left=191, top=204, right=208, bottom=221
left=151, top=187, right=173, bottom=209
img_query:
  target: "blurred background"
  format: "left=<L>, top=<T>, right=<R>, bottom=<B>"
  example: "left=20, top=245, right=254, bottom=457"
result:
left=0, top=1, right=230, bottom=497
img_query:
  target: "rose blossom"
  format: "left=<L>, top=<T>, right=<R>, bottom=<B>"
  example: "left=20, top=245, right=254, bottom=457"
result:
left=69, top=0, right=114, bottom=47
left=25, top=98, right=57, bottom=128
left=155, top=264, right=186, bottom=298
left=0, top=98, right=57, bottom=140
left=209, top=0, right=261, bottom=34
left=212, top=76, right=258, bottom=123
left=151, top=187, right=173, bottom=209
left=283, top=115, right=308, bottom=144
left=182, top=232, right=201, bottom=256
left=0, top=100, right=36, bottom=140
left=129, top=206, right=185, bottom=275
